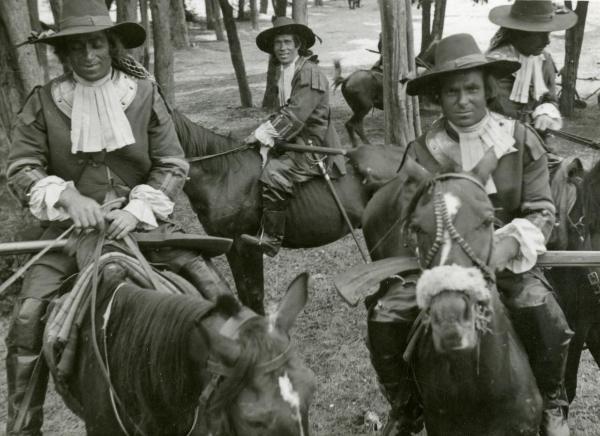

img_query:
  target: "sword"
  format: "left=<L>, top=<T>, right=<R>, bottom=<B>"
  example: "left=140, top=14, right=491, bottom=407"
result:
left=314, top=156, right=370, bottom=264
left=547, top=129, right=600, bottom=150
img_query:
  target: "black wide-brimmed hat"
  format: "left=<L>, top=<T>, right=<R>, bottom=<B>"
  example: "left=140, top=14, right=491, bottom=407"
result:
left=406, top=33, right=521, bottom=96
left=32, top=0, right=145, bottom=49
left=489, top=0, right=577, bottom=32
left=256, top=16, right=317, bottom=54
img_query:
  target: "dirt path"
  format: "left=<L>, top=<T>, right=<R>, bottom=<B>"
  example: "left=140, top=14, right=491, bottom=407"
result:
left=2, top=1, right=600, bottom=434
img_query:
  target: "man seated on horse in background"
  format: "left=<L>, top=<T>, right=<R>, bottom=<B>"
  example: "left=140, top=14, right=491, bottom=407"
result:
left=5, top=1, right=231, bottom=434
left=485, top=0, right=577, bottom=140
left=367, top=33, right=572, bottom=436
left=241, top=17, right=343, bottom=257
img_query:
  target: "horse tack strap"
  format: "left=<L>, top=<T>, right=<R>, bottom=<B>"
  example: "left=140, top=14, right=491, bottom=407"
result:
left=206, top=343, right=294, bottom=377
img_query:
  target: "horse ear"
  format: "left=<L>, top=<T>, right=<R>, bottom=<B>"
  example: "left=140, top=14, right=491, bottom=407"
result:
left=567, top=157, right=584, bottom=181
left=470, top=148, right=498, bottom=185
left=403, top=155, right=431, bottom=184
left=273, top=272, right=311, bottom=334
left=193, top=320, right=241, bottom=367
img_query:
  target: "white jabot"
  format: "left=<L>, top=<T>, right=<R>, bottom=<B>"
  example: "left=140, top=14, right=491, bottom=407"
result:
left=278, top=56, right=299, bottom=105
left=510, top=54, right=549, bottom=104
left=446, top=111, right=517, bottom=193
left=71, top=68, right=136, bottom=154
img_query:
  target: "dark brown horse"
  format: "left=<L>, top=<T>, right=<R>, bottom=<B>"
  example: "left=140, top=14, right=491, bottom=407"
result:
left=46, top=257, right=316, bottom=435
left=546, top=156, right=600, bottom=402
left=333, top=60, right=382, bottom=147
left=361, top=153, right=542, bottom=435
left=174, top=111, right=403, bottom=314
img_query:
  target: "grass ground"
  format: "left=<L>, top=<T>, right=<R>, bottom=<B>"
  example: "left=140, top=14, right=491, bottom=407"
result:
left=1, top=0, right=600, bottom=434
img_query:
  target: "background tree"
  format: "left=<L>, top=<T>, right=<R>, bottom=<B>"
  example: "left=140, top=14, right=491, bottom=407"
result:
left=250, top=0, right=259, bottom=30
left=139, top=0, right=150, bottom=68
left=262, top=0, right=287, bottom=109
left=170, top=0, right=190, bottom=48
left=292, top=0, right=308, bottom=24
left=150, top=0, right=175, bottom=104
left=379, top=0, right=420, bottom=148
left=218, top=0, right=253, bottom=106
left=560, top=0, right=589, bottom=116
left=419, top=0, right=446, bottom=55
left=260, top=0, right=269, bottom=14
left=206, top=0, right=226, bottom=41
left=0, top=0, right=42, bottom=167
left=27, top=0, right=49, bottom=82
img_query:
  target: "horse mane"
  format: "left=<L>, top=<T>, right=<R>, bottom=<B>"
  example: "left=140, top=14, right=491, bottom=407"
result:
left=107, top=287, right=281, bottom=434
left=582, top=159, right=600, bottom=235
left=172, top=109, right=256, bottom=174
left=108, top=288, right=216, bottom=433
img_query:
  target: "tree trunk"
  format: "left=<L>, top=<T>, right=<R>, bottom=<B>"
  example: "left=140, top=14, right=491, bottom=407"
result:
left=139, top=0, right=150, bottom=69
left=206, top=0, right=215, bottom=29
left=262, top=0, right=286, bottom=109
left=273, top=0, right=287, bottom=17
left=260, top=0, right=269, bottom=14
left=106, top=0, right=115, bottom=10
left=431, top=0, right=446, bottom=42
left=238, top=0, right=246, bottom=20
left=210, top=0, right=226, bottom=41
left=218, top=0, right=253, bottom=107
left=170, top=0, right=190, bottom=48
left=405, top=0, right=420, bottom=137
left=0, top=0, right=43, bottom=94
left=378, top=0, right=404, bottom=147
left=420, top=0, right=432, bottom=54
left=292, top=0, right=308, bottom=25
left=49, top=0, right=62, bottom=23
left=150, top=0, right=175, bottom=104
left=250, top=0, right=259, bottom=30
left=117, top=0, right=138, bottom=21
left=27, top=0, right=49, bottom=82
left=0, top=17, right=25, bottom=147
left=315, top=0, right=323, bottom=6
left=560, top=1, right=588, bottom=116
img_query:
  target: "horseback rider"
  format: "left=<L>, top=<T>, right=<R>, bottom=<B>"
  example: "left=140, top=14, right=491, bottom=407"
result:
left=241, top=17, right=343, bottom=257
left=5, top=1, right=231, bottom=434
left=485, top=0, right=577, bottom=136
left=367, top=34, right=573, bottom=436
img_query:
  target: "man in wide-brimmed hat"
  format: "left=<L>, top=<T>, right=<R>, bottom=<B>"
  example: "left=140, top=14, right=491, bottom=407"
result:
left=241, top=17, right=343, bottom=257
left=486, top=0, right=577, bottom=133
left=366, top=33, right=572, bottom=436
left=5, top=1, right=232, bottom=433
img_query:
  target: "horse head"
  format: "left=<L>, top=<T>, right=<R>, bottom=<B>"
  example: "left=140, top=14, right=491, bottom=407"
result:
left=405, top=150, right=497, bottom=353
left=192, top=272, right=316, bottom=436
left=417, top=266, right=492, bottom=353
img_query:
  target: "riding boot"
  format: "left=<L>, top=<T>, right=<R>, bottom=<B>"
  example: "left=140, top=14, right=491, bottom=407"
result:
left=180, top=256, right=233, bottom=301
left=5, top=298, right=50, bottom=436
left=510, top=297, right=573, bottom=436
left=241, top=187, right=289, bottom=257
left=367, top=321, right=423, bottom=436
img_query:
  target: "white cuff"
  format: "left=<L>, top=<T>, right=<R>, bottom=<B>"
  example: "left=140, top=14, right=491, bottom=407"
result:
left=494, top=218, right=547, bottom=273
left=254, top=121, right=279, bottom=147
left=123, top=185, right=175, bottom=229
left=532, top=103, right=563, bottom=129
left=28, top=176, right=73, bottom=221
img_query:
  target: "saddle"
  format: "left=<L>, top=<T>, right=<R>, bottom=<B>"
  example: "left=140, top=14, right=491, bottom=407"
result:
left=42, top=234, right=206, bottom=415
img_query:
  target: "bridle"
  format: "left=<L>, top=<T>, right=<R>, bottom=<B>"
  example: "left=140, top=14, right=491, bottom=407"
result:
left=406, top=173, right=495, bottom=282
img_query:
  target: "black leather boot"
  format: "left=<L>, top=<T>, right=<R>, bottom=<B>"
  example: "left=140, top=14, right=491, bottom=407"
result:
left=180, top=256, right=233, bottom=301
left=5, top=298, right=49, bottom=436
left=511, top=297, right=573, bottom=436
left=367, top=321, right=423, bottom=436
left=241, top=209, right=286, bottom=257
